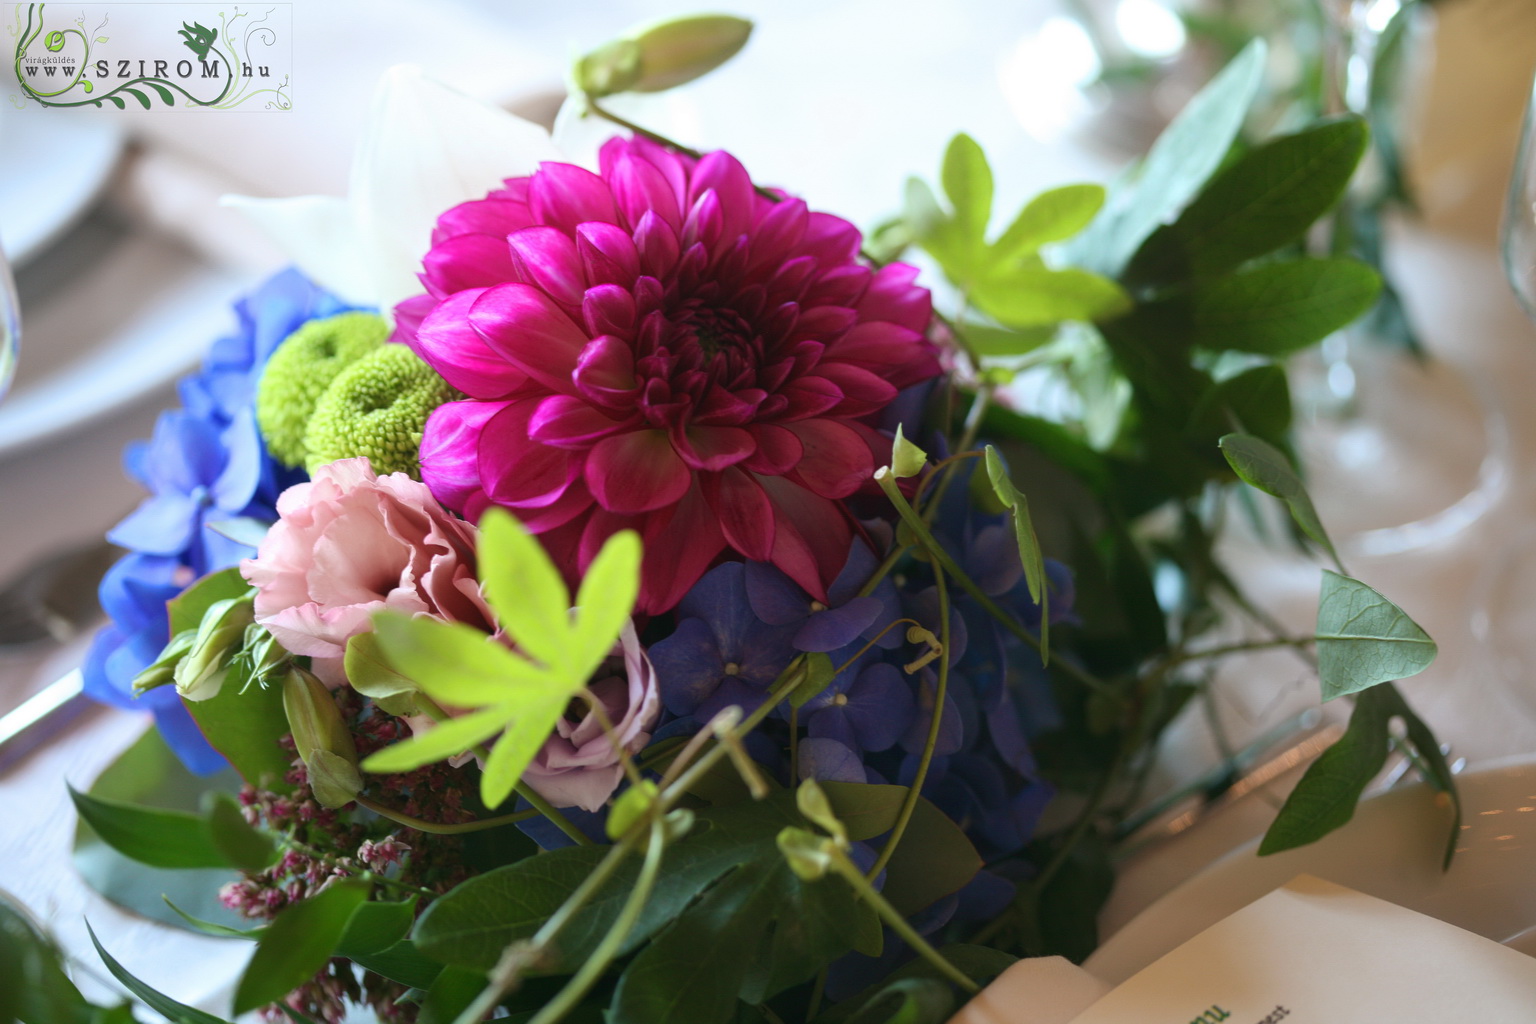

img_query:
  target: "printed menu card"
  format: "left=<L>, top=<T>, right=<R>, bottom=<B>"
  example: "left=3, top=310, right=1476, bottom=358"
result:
left=1066, top=875, right=1536, bottom=1023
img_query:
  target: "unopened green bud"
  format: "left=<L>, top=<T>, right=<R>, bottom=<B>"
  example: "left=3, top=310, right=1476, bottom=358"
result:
left=174, top=596, right=255, bottom=701
left=576, top=15, right=752, bottom=99
left=281, top=667, right=362, bottom=808
left=133, top=629, right=197, bottom=694
left=889, top=424, right=928, bottom=479
left=777, top=826, right=833, bottom=881
left=238, top=623, right=289, bottom=689
left=795, top=778, right=847, bottom=847
left=606, top=779, right=660, bottom=841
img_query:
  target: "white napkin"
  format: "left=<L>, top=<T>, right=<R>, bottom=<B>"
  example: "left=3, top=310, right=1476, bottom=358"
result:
left=948, top=957, right=1111, bottom=1024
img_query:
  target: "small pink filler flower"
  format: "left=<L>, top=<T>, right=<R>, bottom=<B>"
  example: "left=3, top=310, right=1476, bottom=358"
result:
left=400, top=136, right=939, bottom=614
left=241, top=457, right=492, bottom=660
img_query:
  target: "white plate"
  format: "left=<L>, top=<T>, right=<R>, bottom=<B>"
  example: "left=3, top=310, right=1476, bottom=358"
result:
left=0, top=106, right=124, bottom=265
left=1085, top=757, right=1536, bottom=986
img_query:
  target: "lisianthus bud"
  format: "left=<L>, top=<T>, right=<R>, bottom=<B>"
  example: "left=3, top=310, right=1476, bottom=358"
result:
left=238, top=623, right=289, bottom=689
left=132, top=629, right=196, bottom=694
left=576, top=15, right=752, bottom=99
left=174, top=596, right=256, bottom=702
left=281, top=667, right=362, bottom=808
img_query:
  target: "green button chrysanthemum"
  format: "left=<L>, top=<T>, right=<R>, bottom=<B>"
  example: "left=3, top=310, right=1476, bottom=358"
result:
left=304, top=344, right=461, bottom=479
left=255, top=312, right=389, bottom=467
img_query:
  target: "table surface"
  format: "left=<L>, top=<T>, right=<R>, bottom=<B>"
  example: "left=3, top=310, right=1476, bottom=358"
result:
left=5, top=0, right=1536, bottom=1014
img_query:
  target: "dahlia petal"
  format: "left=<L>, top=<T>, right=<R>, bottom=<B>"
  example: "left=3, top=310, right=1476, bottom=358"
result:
left=689, top=150, right=756, bottom=239
left=419, top=399, right=497, bottom=512
left=432, top=196, right=535, bottom=245
left=759, top=475, right=851, bottom=601
left=508, top=226, right=587, bottom=308
left=391, top=293, right=436, bottom=347
left=777, top=376, right=845, bottom=419
left=528, top=162, right=619, bottom=235
left=749, top=198, right=809, bottom=269
left=632, top=211, right=681, bottom=278
left=805, top=263, right=872, bottom=308
left=767, top=255, right=818, bottom=303
left=529, top=394, right=634, bottom=448
left=412, top=287, right=529, bottom=399
left=576, top=222, right=641, bottom=287
left=637, top=481, right=727, bottom=614
left=516, top=481, right=596, bottom=534
left=741, top=424, right=803, bottom=475
left=693, top=385, right=765, bottom=426
left=573, top=334, right=640, bottom=411
left=787, top=419, right=874, bottom=499
left=813, top=363, right=900, bottom=415
left=469, top=283, right=588, bottom=394
left=479, top=399, right=582, bottom=507
left=672, top=426, right=756, bottom=472
left=421, top=233, right=524, bottom=296
left=610, top=150, right=683, bottom=231
left=682, top=188, right=724, bottom=251
left=706, top=467, right=775, bottom=561
left=581, top=285, right=637, bottom=338
left=794, top=306, right=859, bottom=343
left=585, top=430, right=692, bottom=514
left=802, top=212, right=863, bottom=264
left=859, top=262, right=933, bottom=333
left=628, top=137, right=692, bottom=203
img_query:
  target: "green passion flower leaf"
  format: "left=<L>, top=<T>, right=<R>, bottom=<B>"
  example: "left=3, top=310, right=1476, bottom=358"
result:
left=372, top=611, right=550, bottom=705
left=479, top=699, right=569, bottom=810
left=478, top=507, right=573, bottom=670
left=1070, top=39, right=1268, bottom=275
left=233, top=880, right=372, bottom=1014
left=992, top=183, right=1106, bottom=260
left=1219, top=433, right=1341, bottom=570
left=1259, top=686, right=1393, bottom=856
left=971, top=266, right=1130, bottom=329
left=1127, top=117, right=1370, bottom=287
left=360, top=705, right=508, bottom=775
left=1316, top=571, right=1437, bottom=701
left=983, top=446, right=1050, bottom=661
left=941, top=133, right=994, bottom=246
left=571, top=528, right=643, bottom=679
left=68, top=785, right=231, bottom=870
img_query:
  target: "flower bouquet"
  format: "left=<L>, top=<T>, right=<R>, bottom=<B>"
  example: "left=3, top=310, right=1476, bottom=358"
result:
left=9, top=15, right=1461, bottom=1024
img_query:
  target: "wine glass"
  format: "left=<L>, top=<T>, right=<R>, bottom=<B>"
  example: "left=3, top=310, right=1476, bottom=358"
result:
left=0, top=241, right=17, bottom=401
left=1288, top=0, right=1510, bottom=557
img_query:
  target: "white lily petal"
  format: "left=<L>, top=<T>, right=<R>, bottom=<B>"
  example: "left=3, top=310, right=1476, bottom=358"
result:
left=221, top=194, right=378, bottom=307
left=354, top=65, right=564, bottom=311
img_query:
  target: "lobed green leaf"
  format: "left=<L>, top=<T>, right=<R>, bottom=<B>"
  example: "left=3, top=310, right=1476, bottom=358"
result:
left=479, top=701, right=567, bottom=810
left=971, top=266, right=1131, bottom=328
left=360, top=705, right=507, bottom=775
left=371, top=611, right=550, bottom=706
left=940, top=133, right=993, bottom=245
left=571, top=528, right=643, bottom=681
left=478, top=508, right=572, bottom=671
left=993, top=183, right=1105, bottom=259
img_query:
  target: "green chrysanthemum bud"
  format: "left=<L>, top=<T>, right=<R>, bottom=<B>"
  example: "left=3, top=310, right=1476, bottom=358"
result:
left=255, top=312, right=390, bottom=467
left=303, top=344, right=460, bottom=478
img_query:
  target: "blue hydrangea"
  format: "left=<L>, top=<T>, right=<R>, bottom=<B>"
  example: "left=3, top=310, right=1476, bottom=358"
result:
left=83, top=269, right=355, bottom=774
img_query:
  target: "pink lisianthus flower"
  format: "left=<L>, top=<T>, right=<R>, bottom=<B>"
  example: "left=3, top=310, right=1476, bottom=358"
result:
left=399, top=136, right=939, bottom=614
left=240, top=457, right=493, bottom=661
left=522, top=621, right=660, bottom=812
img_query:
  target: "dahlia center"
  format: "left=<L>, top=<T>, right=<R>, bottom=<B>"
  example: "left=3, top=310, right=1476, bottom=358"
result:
left=678, top=305, right=755, bottom=359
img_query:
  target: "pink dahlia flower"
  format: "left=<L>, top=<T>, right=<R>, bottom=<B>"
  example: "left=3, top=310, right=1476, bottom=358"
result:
left=399, top=136, right=938, bottom=614
left=240, top=457, right=493, bottom=660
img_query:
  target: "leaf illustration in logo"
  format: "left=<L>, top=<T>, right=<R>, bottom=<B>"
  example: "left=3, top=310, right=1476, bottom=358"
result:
left=179, top=21, right=217, bottom=61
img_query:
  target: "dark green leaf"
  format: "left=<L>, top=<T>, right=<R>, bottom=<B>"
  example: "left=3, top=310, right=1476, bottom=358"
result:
left=1259, top=686, right=1393, bottom=855
left=349, top=939, right=444, bottom=990
left=86, top=922, right=228, bottom=1024
left=739, top=856, right=881, bottom=1001
left=1035, top=832, right=1115, bottom=962
left=609, top=862, right=781, bottom=1024
left=181, top=657, right=295, bottom=794
left=1219, top=433, right=1340, bottom=568
left=1316, top=571, right=1437, bottom=700
left=984, top=446, right=1049, bottom=659
left=972, top=267, right=1130, bottom=328
left=1377, top=684, right=1461, bottom=869
left=419, top=965, right=486, bottom=1024
left=3, top=896, right=96, bottom=1024
left=845, top=978, right=954, bottom=1024
left=1071, top=40, right=1267, bottom=274
left=233, top=881, right=371, bottom=1014
left=880, top=797, right=983, bottom=916
left=1127, top=118, right=1369, bottom=286
left=205, top=793, right=278, bottom=873
left=336, top=898, right=418, bottom=958
left=68, top=786, right=230, bottom=870
left=821, top=782, right=907, bottom=841
left=819, top=945, right=1017, bottom=1023
left=162, top=896, right=266, bottom=939
left=1185, top=258, right=1381, bottom=355
left=1186, top=365, right=1291, bottom=448
left=993, top=184, right=1105, bottom=259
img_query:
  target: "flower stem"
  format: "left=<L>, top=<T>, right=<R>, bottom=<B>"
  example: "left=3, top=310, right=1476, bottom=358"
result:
left=875, top=469, right=1110, bottom=696
left=866, top=569, right=950, bottom=882
left=831, top=848, right=978, bottom=994
left=352, top=794, right=538, bottom=835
